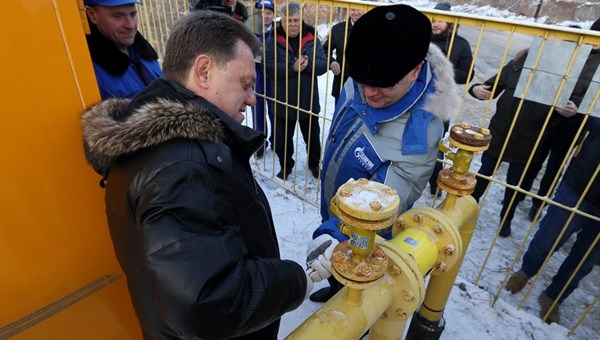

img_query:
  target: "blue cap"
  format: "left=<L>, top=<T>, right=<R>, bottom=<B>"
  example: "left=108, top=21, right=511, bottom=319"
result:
left=84, top=0, right=142, bottom=6
left=255, top=0, right=274, bottom=11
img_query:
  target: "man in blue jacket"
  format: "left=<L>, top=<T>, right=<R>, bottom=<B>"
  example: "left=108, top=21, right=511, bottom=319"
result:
left=307, top=4, right=458, bottom=302
left=84, top=0, right=163, bottom=99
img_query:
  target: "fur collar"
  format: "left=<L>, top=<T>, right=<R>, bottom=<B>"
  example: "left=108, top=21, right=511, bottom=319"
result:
left=421, top=43, right=459, bottom=122
left=86, top=22, right=159, bottom=76
left=82, top=93, right=225, bottom=175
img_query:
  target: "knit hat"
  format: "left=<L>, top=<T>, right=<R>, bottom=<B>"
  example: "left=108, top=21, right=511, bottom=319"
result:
left=345, top=4, right=432, bottom=88
left=255, top=0, right=274, bottom=11
left=591, top=18, right=600, bottom=32
left=84, top=0, right=141, bottom=6
left=434, top=2, right=452, bottom=11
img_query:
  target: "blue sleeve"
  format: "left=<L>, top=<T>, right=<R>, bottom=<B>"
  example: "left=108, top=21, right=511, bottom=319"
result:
left=312, top=217, right=349, bottom=242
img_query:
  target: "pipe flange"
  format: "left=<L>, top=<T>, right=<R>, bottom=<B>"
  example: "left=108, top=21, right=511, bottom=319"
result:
left=331, top=241, right=388, bottom=287
left=448, top=123, right=491, bottom=151
left=330, top=178, right=400, bottom=231
left=394, top=207, right=463, bottom=275
left=437, top=168, right=477, bottom=197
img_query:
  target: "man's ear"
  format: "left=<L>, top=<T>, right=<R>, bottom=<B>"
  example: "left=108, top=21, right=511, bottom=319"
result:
left=85, top=6, right=98, bottom=24
left=410, top=61, right=424, bottom=81
left=192, top=54, right=211, bottom=89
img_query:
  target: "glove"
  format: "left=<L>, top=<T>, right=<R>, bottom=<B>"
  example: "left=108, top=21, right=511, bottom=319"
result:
left=306, top=234, right=338, bottom=282
left=304, top=271, right=314, bottom=300
left=307, top=234, right=338, bottom=267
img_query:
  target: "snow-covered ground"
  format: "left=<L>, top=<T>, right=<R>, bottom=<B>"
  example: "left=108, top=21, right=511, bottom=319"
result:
left=244, top=1, right=598, bottom=339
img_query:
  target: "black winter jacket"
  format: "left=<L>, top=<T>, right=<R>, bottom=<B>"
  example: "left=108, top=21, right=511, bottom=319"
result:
left=323, top=20, right=354, bottom=99
left=265, top=21, right=327, bottom=120
left=469, top=50, right=554, bottom=164
left=563, top=117, right=600, bottom=207
left=549, top=49, right=600, bottom=144
left=431, top=29, right=474, bottom=84
left=469, top=49, right=600, bottom=165
left=82, top=79, right=306, bottom=339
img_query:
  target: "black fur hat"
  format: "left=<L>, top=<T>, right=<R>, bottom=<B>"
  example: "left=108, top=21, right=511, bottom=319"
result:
left=345, top=4, right=432, bottom=88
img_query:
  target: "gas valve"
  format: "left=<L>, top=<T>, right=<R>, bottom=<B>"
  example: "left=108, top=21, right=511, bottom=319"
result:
left=329, top=178, right=399, bottom=288
left=437, top=123, right=492, bottom=196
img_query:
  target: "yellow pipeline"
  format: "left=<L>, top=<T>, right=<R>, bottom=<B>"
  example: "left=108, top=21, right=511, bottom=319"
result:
left=389, top=227, right=438, bottom=274
left=286, top=275, right=395, bottom=339
left=287, top=234, right=427, bottom=340
left=416, top=195, right=479, bottom=322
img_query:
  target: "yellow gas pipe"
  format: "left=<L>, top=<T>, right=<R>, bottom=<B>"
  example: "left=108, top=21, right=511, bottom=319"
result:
left=406, top=124, right=491, bottom=339
left=286, top=124, right=491, bottom=340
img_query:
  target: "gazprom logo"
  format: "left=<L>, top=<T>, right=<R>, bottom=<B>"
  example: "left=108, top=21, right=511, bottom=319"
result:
left=354, top=146, right=374, bottom=170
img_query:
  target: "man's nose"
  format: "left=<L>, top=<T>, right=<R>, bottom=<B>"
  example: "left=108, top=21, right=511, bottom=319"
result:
left=362, top=86, right=379, bottom=96
left=247, top=91, right=257, bottom=107
left=124, top=15, right=137, bottom=29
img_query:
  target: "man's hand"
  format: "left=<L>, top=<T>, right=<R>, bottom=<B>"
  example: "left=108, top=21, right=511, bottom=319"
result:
left=473, top=84, right=492, bottom=100
left=306, top=234, right=338, bottom=282
left=555, top=100, right=578, bottom=117
left=294, top=55, right=308, bottom=72
left=330, top=61, right=341, bottom=75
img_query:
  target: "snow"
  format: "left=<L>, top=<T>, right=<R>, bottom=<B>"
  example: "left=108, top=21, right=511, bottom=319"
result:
left=244, top=1, right=599, bottom=339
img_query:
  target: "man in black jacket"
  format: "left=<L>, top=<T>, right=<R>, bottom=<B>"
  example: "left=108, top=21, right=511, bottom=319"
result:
left=265, top=2, right=327, bottom=180
left=430, top=2, right=474, bottom=85
left=505, top=117, right=600, bottom=324
left=323, top=8, right=365, bottom=105
left=82, top=11, right=327, bottom=339
left=428, top=1, right=475, bottom=196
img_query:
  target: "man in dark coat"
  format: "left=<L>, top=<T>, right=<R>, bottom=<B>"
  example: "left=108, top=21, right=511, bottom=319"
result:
left=430, top=2, right=474, bottom=85
left=194, top=0, right=248, bottom=22
left=265, top=2, right=327, bottom=180
left=505, top=116, right=600, bottom=324
left=252, top=0, right=276, bottom=157
left=81, top=11, right=324, bottom=339
left=525, top=20, right=600, bottom=221
left=323, top=8, right=365, bottom=105
left=428, top=1, right=475, bottom=195
left=469, top=47, right=580, bottom=237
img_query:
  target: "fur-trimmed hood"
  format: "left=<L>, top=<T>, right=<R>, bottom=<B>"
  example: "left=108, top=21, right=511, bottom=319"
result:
left=82, top=97, right=226, bottom=177
left=421, top=43, right=459, bottom=123
left=81, top=79, right=269, bottom=179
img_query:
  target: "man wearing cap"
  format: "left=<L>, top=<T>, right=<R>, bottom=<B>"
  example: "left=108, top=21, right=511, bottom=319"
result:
left=84, top=0, right=163, bottom=99
left=306, top=4, right=458, bottom=302
left=252, top=0, right=275, bottom=157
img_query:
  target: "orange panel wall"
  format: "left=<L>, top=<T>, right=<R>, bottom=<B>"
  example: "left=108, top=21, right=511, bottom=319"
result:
left=1, top=0, right=140, bottom=337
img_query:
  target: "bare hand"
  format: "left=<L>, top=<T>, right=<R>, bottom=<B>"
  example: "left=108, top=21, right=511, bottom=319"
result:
left=555, top=100, right=578, bottom=117
left=473, top=84, right=492, bottom=100
left=330, top=61, right=341, bottom=75
left=294, top=55, right=308, bottom=72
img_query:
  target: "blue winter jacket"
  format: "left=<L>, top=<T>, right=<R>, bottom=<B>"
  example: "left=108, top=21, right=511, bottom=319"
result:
left=86, top=22, right=163, bottom=99
left=314, top=45, right=458, bottom=242
left=92, top=56, right=162, bottom=99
